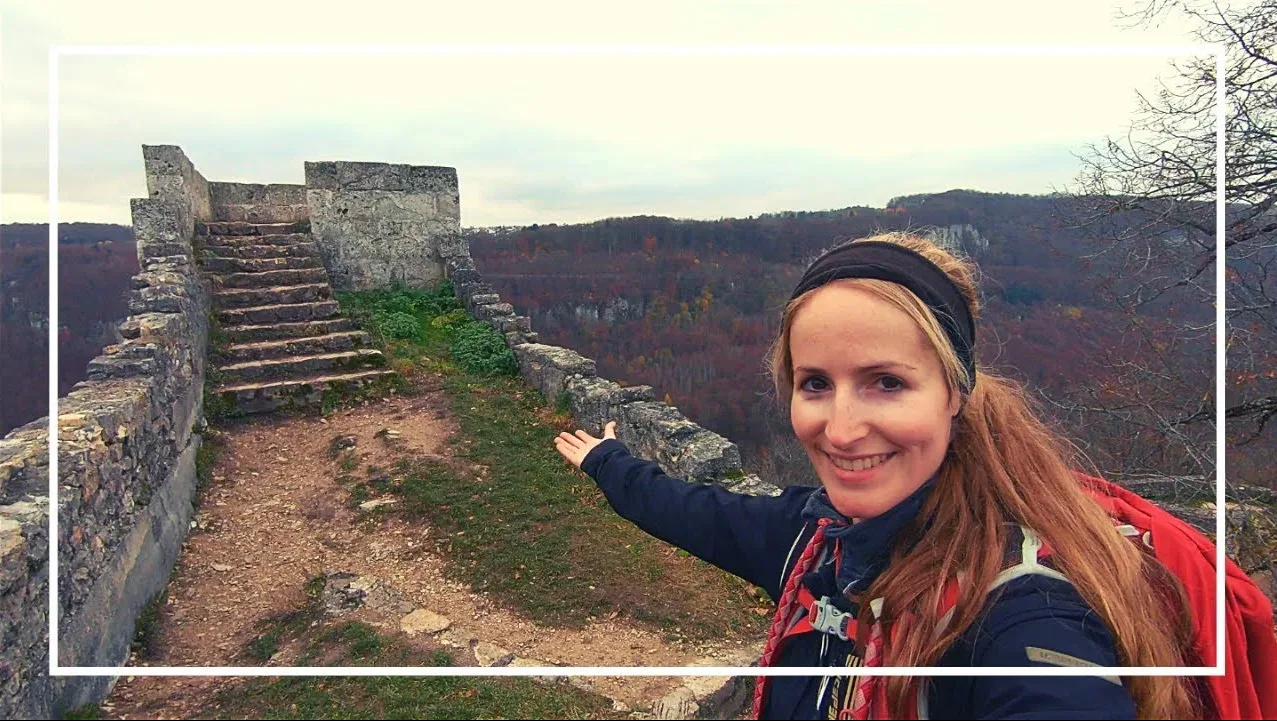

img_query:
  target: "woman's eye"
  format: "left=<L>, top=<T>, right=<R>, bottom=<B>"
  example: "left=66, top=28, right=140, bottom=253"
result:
left=879, top=375, right=904, bottom=392
left=799, top=376, right=829, bottom=392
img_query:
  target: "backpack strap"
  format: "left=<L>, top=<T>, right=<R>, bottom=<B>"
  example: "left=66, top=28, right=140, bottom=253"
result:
left=778, top=521, right=818, bottom=596
left=988, top=526, right=1071, bottom=591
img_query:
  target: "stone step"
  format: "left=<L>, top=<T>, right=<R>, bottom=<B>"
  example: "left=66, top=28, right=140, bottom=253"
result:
left=203, top=232, right=312, bottom=248
left=214, top=283, right=331, bottom=309
left=216, top=300, right=341, bottom=325
left=211, top=267, right=329, bottom=290
left=202, top=242, right=320, bottom=260
left=221, top=318, right=356, bottom=343
left=199, top=220, right=310, bottom=236
left=218, top=331, right=372, bottom=363
left=217, top=348, right=387, bottom=384
left=213, top=369, right=398, bottom=415
left=201, top=254, right=322, bottom=274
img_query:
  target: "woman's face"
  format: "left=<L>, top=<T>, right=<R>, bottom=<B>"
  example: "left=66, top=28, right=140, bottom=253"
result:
left=789, top=282, right=959, bottom=520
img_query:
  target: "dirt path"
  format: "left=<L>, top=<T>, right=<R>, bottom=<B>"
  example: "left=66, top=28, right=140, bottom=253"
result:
left=101, top=390, right=760, bottom=720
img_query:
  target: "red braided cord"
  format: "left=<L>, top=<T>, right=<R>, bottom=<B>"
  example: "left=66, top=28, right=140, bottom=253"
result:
left=752, top=519, right=830, bottom=719
left=847, top=613, right=885, bottom=720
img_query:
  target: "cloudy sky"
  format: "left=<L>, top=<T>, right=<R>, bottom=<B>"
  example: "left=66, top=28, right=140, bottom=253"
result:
left=1, top=0, right=1207, bottom=227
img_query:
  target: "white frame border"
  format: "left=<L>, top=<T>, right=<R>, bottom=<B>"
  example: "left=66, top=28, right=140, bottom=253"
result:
left=47, top=43, right=1227, bottom=679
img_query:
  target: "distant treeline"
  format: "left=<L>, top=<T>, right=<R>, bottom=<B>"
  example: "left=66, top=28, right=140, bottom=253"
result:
left=0, top=223, right=137, bottom=435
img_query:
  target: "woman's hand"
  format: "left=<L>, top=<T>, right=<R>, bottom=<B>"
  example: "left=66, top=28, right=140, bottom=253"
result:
left=554, top=421, right=617, bottom=470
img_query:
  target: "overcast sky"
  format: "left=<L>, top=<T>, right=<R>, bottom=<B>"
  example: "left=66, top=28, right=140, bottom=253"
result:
left=1, top=0, right=1208, bottom=227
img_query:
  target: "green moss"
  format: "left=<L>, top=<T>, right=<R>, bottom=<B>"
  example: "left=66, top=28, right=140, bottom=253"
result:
left=193, top=434, right=222, bottom=510
left=202, top=362, right=242, bottom=424
left=130, top=588, right=167, bottom=661
left=207, top=311, right=229, bottom=352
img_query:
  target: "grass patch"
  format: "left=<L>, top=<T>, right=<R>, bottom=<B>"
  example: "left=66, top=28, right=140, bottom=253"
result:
left=241, top=575, right=328, bottom=663
left=554, top=389, right=573, bottom=415
left=338, top=282, right=768, bottom=642
left=193, top=432, right=224, bottom=512
left=60, top=705, right=100, bottom=720
left=130, top=588, right=168, bottom=661
left=202, top=365, right=241, bottom=424
left=208, top=310, right=229, bottom=352
left=209, top=617, right=622, bottom=721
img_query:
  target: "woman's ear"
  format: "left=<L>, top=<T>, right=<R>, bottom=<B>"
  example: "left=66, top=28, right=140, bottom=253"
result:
left=948, top=388, right=962, bottom=418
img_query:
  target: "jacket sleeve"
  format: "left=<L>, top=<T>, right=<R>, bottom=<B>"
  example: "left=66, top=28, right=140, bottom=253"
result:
left=932, top=574, right=1138, bottom=720
left=581, top=439, right=812, bottom=600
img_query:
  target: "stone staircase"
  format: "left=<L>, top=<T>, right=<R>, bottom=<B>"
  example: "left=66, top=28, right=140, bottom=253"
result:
left=199, top=220, right=394, bottom=415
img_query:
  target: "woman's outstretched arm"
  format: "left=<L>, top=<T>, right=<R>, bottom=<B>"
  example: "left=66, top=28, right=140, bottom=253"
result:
left=556, top=422, right=813, bottom=600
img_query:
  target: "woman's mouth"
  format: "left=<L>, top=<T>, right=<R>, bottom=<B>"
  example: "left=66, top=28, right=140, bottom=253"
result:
left=826, top=451, right=896, bottom=479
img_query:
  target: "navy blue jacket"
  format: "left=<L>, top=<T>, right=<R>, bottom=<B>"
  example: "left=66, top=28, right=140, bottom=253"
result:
left=582, top=439, right=1138, bottom=720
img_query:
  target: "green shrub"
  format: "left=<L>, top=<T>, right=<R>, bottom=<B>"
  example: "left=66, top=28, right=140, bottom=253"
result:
left=430, top=309, right=470, bottom=337
left=379, top=312, right=420, bottom=340
left=451, top=322, right=518, bottom=376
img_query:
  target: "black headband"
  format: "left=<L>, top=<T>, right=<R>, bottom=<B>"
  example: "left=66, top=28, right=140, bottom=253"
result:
left=789, top=240, right=977, bottom=391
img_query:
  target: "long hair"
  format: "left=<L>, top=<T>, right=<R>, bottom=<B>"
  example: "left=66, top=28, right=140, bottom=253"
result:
left=766, top=231, right=1200, bottom=719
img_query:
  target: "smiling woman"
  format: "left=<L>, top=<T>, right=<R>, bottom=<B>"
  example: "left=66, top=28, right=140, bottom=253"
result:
left=547, top=231, right=1261, bottom=720
left=785, top=281, right=960, bottom=521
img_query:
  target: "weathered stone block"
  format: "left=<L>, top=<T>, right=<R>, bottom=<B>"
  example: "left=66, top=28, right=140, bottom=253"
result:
left=209, top=182, right=306, bottom=207
left=474, top=302, right=515, bottom=321
left=721, top=473, right=784, bottom=497
left=142, top=144, right=212, bottom=223
left=616, top=402, right=745, bottom=484
left=0, top=421, right=49, bottom=507
left=453, top=281, right=493, bottom=298
left=564, top=375, right=654, bottom=433
left=488, top=315, right=520, bottom=333
left=212, top=204, right=310, bottom=224
left=438, top=233, right=469, bottom=260
left=131, top=197, right=188, bottom=246
left=446, top=267, right=482, bottom=287
left=445, top=255, right=477, bottom=274
left=0, top=495, right=54, bottom=720
left=406, top=165, right=459, bottom=194
left=512, top=344, right=597, bottom=402
left=304, top=160, right=458, bottom=292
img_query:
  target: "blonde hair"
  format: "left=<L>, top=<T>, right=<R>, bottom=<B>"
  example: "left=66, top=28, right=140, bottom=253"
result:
left=767, top=232, right=1200, bottom=719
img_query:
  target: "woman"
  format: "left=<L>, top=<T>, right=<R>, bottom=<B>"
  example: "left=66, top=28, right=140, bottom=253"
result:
left=553, top=232, right=1200, bottom=719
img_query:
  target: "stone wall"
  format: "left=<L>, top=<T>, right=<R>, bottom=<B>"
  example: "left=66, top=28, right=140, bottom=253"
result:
left=143, top=145, right=213, bottom=224
left=440, top=240, right=780, bottom=496
left=0, top=145, right=213, bottom=719
left=209, top=182, right=309, bottom=223
left=304, top=161, right=458, bottom=292
left=0, top=421, right=53, bottom=720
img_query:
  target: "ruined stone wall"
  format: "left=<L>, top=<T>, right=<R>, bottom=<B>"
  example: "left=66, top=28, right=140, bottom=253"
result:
left=305, top=161, right=458, bottom=292
left=143, top=145, right=213, bottom=224
left=209, top=182, right=309, bottom=223
left=0, top=145, right=213, bottom=719
left=441, top=240, right=780, bottom=496
left=0, top=421, right=53, bottom=719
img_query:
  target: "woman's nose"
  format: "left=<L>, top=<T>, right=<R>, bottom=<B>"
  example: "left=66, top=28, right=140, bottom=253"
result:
left=824, top=395, right=871, bottom=449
